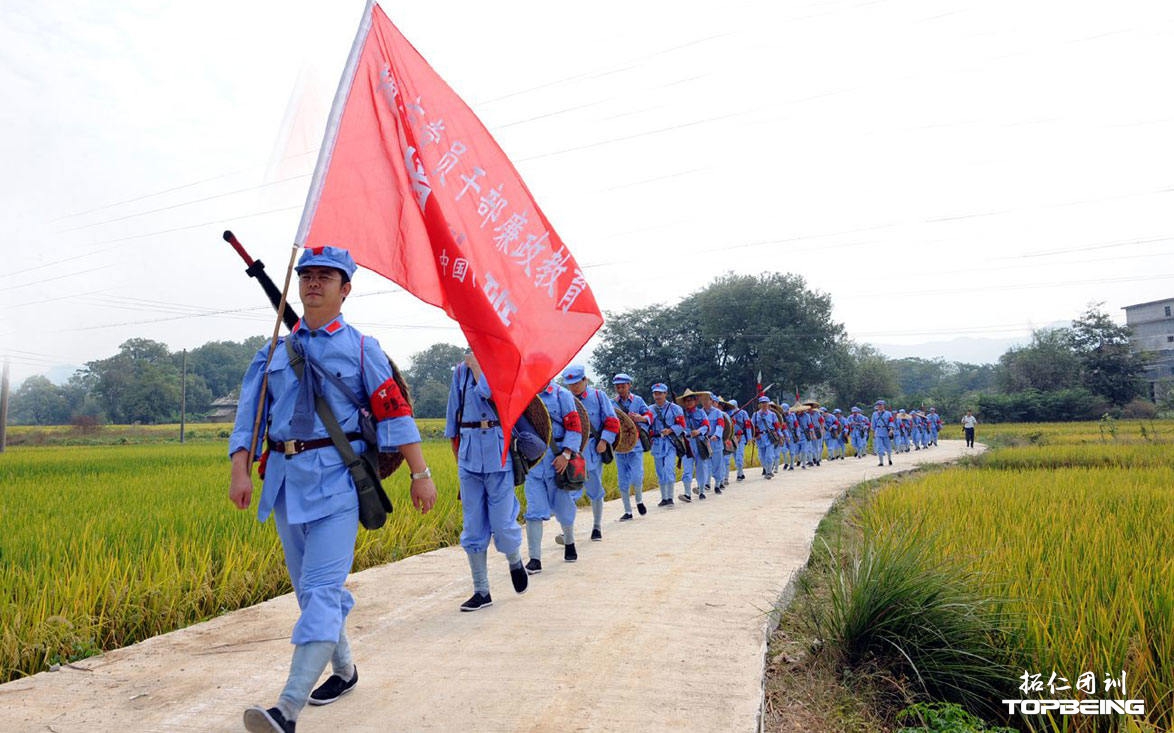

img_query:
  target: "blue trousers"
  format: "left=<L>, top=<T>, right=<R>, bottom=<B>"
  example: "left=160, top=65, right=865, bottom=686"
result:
left=708, top=438, right=725, bottom=486
left=274, top=493, right=357, bottom=646
left=458, top=468, right=522, bottom=555
left=524, top=451, right=579, bottom=526
left=733, top=438, right=746, bottom=472
left=583, top=448, right=606, bottom=502
left=615, top=450, right=644, bottom=492
left=875, top=433, right=892, bottom=460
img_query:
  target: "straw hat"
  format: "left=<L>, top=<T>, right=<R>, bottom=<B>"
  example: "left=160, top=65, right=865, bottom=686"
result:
left=715, top=396, right=736, bottom=411
left=520, top=396, right=553, bottom=469
left=768, top=402, right=786, bottom=421
left=613, top=407, right=639, bottom=454
left=790, top=403, right=810, bottom=414
left=802, top=399, right=821, bottom=409
left=674, top=388, right=709, bottom=406
left=572, top=396, right=591, bottom=453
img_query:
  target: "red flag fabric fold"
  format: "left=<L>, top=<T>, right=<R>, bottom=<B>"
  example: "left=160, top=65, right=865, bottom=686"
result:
left=297, top=2, right=603, bottom=456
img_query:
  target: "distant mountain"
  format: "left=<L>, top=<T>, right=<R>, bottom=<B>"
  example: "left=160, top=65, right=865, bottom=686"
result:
left=872, top=336, right=1030, bottom=365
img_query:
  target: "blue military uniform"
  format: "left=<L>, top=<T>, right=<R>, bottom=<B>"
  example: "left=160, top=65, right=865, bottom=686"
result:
left=679, top=393, right=712, bottom=500
left=230, top=246, right=421, bottom=726
left=871, top=400, right=894, bottom=465
left=444, top=361, right=525, bottom=602
left=612, top=373, right=653, bottom=519
left=648, top=384, right=685, bottom=506
left=751, top=397, right=780, bottom=478
left=727, top=400, right=751, bottom=481
left=524, top=381, right=583, bottom=568
left=563, top=364, right=619, bottom=538
left=705, top=399, right=728, bottom=492
left=848, top=406, right=869, bottom=458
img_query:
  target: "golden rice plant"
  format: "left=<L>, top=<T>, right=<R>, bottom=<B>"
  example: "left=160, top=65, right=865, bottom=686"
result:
left=862, top=450, right=1174, bottom=732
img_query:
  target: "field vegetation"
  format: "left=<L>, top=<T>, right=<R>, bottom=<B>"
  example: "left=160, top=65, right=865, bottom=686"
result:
left=1, top=421, right=745, bottom=682
left=765, top=420, right=1173, bottom=733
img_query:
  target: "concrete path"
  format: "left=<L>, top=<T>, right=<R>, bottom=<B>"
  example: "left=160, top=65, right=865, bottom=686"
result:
left=0, top=441, right=979, bottom=732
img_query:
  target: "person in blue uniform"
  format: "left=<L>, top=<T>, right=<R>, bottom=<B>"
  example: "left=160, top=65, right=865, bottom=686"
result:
left=612, top=373, right=653, bottom=520
left=562, top=364, right=619, bottom=540
left=677, top=390, right=712, bottom=501
left=648, top=383, right=685, bottom=507
left=778, top=403, right=798, bottom=471
left=701, top=392, right=728, bottom=493
left=523, top=380, right=584, bottom=571
left=848, top=406, right=869, bottom=458
left=444, top=352, right=529, bottom=612
left=229, top=246, right=437, bottom=733
left=727, top=399, right=751, bottom=481
left=871, top=399, right=895, bottom=466
left=927, top=407, right=942, bottom=446
left=751, top=396, right=780, bottom=479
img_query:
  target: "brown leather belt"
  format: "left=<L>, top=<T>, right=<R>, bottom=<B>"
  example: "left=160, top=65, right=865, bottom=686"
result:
left=268, top=432, right=364, bottom=457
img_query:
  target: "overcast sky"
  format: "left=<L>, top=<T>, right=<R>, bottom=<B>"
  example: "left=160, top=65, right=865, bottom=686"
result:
left=2, top=0, right=1172, bottom=386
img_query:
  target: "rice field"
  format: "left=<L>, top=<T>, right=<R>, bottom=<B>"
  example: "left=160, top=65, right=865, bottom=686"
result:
left=858, top=420, right=1174, bottom=732
left=0, top=423, right=746, bottom=682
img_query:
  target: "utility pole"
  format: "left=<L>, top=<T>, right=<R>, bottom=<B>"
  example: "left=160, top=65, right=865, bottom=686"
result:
left=180, top=349, right=187, bottom=444
left=0, top=359, right=10, bottom=453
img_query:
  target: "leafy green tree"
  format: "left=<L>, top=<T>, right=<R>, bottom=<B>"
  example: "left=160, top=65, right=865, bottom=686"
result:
left=187, top=336, right=267, bottom=398
left=84, top=338, right=182, bottom=424
left=828, top=343, right=898, bottom=409
left=1069, top=304, right=1146, bottom=406
left=8, top=376, right=71, bottom=425
left=592, top=273, right=848, bottom=403
left=404, top=343, right=466, bottom=418
left=997, top=328, right=1083, bottom=393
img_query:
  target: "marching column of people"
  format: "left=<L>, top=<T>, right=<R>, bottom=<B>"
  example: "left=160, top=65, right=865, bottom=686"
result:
left=437, top=360, right=956, bottom=606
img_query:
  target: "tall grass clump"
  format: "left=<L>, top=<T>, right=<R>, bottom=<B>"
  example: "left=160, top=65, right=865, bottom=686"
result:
left=804, top=526, right=1020, bottom=721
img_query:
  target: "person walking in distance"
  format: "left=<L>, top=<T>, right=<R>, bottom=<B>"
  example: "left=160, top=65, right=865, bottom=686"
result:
left=961, top=409, right=978, bottom=448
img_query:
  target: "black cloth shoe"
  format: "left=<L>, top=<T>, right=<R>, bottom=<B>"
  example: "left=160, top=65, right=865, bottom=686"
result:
left=637, top=502, right=647, bottom=515
left=525, top=558, right=542, bottom=575
left=698, top=492, right=707, bottom=500
left=510, top=563, right=529, bottom=594
left=591, top=527, right=602, bottom=541
left=564, top=543, right=578, bottom=562
left=309, top=666, right=358, bottom=706
left=888, top=458, right=893, bottom=465
left=656, top=498, right=669, bottom=507
left=714, top=486, right=723, bottom=494
left=619, top=513, right=633, bottom=522
left=460, top=592, right=493, bottom=612
left=678, top=493, right=692, bottom=503
left=736, top=474, right=745, bottom=481
left=244, top=706, right=295, bottom=733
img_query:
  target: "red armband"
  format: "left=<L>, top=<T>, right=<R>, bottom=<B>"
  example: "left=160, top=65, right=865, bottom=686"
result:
left=675, top=415, right=686, bottom=427
left=602, top=415, right=621, bottom=434
left=370, top=377, right=412, bottom=420
left=563, top=410, right=582, bottom=433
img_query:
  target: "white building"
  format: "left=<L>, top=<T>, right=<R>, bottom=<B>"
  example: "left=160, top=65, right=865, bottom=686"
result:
left=1122, top=298, right=1174, bottom=403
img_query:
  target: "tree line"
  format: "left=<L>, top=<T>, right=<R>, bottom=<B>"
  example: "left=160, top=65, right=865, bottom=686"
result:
left=7, top=275, right=1155, bottom=426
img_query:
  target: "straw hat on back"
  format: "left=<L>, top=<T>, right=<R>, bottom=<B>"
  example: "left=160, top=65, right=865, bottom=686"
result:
left=612, top=407, right=639, bottom=453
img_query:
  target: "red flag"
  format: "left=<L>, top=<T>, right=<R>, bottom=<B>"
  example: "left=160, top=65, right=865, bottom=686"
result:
left=296, top=1, right=603, bottom=456
left=756, top=370, right=763, bottom=398
left=795, top=385, right=801, bottom=404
